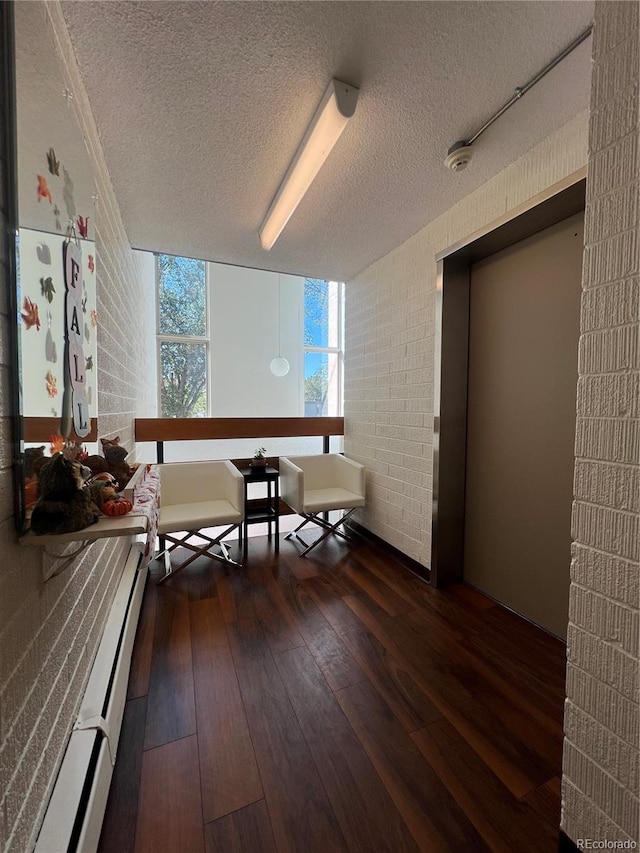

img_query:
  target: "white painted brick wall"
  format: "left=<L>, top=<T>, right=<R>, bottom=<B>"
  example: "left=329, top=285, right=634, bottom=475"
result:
left=0, top=3, right=156, bottom=851
left=345, top=110, right=589, bottom=566
left=562, top=0, right=640, bottom=845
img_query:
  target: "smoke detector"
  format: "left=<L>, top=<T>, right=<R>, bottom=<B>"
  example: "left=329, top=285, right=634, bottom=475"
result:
left=444, top=141, right=473, bottom=172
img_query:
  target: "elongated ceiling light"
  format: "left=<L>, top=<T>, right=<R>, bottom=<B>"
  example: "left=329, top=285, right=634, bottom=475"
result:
left=259, top=78, right=359, bottom=251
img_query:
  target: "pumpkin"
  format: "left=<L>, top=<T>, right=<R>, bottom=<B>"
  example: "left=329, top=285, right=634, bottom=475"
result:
left=102, top=499, right=133, bottom=516
left=24, top=478, right=39, bottom=509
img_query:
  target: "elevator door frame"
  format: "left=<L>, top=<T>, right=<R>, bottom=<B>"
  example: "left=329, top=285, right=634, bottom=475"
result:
left=430, top=170, right=586, bottom=588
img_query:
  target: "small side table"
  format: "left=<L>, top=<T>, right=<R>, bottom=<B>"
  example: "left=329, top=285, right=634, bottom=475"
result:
left=238, top=466, right=280, bottom=561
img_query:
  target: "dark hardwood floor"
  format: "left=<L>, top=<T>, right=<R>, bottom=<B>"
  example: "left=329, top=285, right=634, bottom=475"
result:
left=98, top=532, right=566, bottom=853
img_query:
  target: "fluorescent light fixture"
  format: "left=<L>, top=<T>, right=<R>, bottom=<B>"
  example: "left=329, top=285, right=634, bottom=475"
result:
left=259, top=78, right=359, bottom=251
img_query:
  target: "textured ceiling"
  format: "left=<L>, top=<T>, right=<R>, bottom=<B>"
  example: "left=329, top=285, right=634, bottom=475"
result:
left=61, top=1, right=594, bottom=281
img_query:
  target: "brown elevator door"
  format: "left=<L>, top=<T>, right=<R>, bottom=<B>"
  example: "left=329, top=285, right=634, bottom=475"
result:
left=463, top=211, right=584, bottom=639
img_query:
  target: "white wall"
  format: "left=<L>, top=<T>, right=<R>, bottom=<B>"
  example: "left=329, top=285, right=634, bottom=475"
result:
left=562, top=0, right=639, bottom=844
left=132, top=248, right=158, bottom=416
left=344, top=110, right=589, bottom=566
left=209, top=262, right=302, bottom=417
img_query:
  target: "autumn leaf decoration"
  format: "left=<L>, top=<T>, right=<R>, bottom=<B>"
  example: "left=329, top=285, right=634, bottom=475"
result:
left=21, top=297, right=41, bottom=330
left=49, top=434, right=65, bottom=454
left=91, top=309, right=98, bottom=328
left=77, top=215, right=89, bottom=238
left=88, top=255, right=95, bottom=273
left=45, top=371, right=58, bottom=398
left=40, top=276, right=55, bottom=303
left=37, top=175, right=52, bottom=204
left=46, top=147, right=60, bottom=176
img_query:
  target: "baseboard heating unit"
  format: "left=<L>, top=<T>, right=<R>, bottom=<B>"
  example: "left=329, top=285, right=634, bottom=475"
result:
left=34, top=543, right=147, bottom=853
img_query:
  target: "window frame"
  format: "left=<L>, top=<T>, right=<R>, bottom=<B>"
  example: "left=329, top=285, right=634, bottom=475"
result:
left=302, top=280, right=344, bottom=417
left=155, top=253, right=211, bottom=417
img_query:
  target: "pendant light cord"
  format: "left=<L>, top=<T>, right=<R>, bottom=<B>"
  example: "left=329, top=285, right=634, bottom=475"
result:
left=278, top=273, right=282, bottom=357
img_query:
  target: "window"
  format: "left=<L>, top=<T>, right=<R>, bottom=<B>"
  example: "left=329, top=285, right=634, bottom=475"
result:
left=303, top=279, right=343, bottom=416
left=154, top=261, right=343, bottom=421
left=156, top=254, right=209, bottom=417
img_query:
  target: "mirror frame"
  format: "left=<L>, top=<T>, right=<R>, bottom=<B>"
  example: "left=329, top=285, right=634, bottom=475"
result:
left=1, top=2, right=26, bottom=533
left=7, top=4, right=100, bottom=534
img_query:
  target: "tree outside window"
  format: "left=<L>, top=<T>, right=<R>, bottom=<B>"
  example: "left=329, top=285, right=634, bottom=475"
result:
left=156, top=254, right=209, bottom=417
left=159, top=341, right=207, bottom=418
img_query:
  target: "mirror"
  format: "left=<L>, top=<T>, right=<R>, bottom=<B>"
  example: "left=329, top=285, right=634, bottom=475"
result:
left=13, top=1, right=97, bottom=531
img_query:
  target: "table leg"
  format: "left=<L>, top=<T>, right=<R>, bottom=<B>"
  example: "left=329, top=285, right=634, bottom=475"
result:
left=243, top=481, right=248, bottom=562
left=267, top=480, right=272, bottom=541
left=274, top=478, right=280, bottom=552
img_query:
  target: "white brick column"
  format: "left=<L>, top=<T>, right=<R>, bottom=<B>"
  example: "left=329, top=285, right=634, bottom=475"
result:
left=562, top=0, right=639, bottom=844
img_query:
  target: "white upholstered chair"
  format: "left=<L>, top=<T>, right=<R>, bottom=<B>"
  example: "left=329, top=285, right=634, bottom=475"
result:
left=156, top=460, right=244, bottom=584
left=279, top=453, right=365, bottom=557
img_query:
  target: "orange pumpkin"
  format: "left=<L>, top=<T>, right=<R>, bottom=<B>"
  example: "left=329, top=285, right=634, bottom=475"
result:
left=102, top=499, right=133, bottom=516
left=24, top=478, right=39, bottom=508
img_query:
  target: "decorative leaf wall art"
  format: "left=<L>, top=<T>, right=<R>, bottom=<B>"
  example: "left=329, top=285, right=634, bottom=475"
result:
left=37, top=243, right=51, bottom=264
left=63, top=167, right=76, bottom=219
left=45, top=370, right=58, bottom=398
left=21, top=296, right=41, bottom=330
left=88, top=255, right=94, bottom=273
left=45, top=311, right=57, bottom=363
left=84, top=321, right=91, bottom=343
left=46, top=147, right=60, bottom=176
left=53, top=205, right=62, bottom=231
left=85, top=355, right=93, bottom=371
left=19, top=229, right=96, bottom=422
left=50, top=434, right=64, bottom=454
left=90, top=309, right=98, bottom=327
left=40, top=276, right=55, bottom=303
left=45, top=329, right=57, bottom=363
left=37, top=175, right=52, bottom=204
left=76, top=215, right=89, bottom=238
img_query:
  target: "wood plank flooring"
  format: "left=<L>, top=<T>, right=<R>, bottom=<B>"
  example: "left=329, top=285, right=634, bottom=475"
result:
left=99, top=533, right=566, bottom=853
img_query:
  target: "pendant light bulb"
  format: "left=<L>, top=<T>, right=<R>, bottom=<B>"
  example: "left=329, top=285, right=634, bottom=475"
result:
left=270, top=357, right=290, bottom=377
